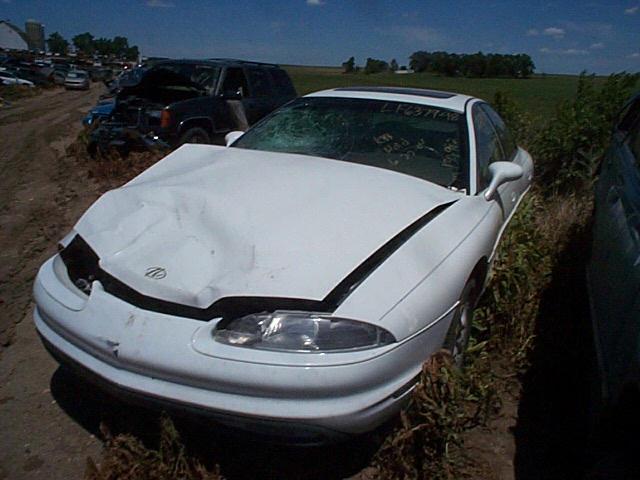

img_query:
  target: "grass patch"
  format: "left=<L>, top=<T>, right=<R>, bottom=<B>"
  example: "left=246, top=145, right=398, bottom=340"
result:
left=85, top=417, right=223, bottom=480
left=284, top=66, right=625, bottom=118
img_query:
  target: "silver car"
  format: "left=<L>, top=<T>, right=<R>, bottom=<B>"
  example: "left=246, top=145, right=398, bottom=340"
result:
left=64, top=70, right=90, bottom=90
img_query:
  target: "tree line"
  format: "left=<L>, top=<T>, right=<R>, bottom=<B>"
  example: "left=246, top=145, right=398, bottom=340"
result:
left=342, top=57, right=404, bottom=74
left=342, top=51, right=535, bottom=78
left=410, top=51, right=534, bottom=78
left=46, top=32, right=139, bottom=61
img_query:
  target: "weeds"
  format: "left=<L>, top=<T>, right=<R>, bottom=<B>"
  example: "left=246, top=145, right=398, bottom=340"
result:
left=495, top=71, right=639, bottom=194
left=66, top=131, right=167, bottom=189
left=85, top=416, right=223, bottom=480
left=373, top=352, right=499, bottom=479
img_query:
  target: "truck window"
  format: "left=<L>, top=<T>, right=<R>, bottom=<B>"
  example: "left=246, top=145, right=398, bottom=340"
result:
left=221, top=68, right=250, bottom=98
left=269, top=69, right=296, bottom=96
left=247, top=68, right=272, bottom=97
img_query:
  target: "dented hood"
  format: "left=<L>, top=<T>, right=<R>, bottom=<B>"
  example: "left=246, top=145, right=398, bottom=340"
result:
left=74, top=145, right=460, bottom=309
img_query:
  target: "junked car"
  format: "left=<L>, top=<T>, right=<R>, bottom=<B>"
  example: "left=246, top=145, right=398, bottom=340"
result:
left=64, top=70, right=90, bottom=90
left=588, top=92, right=640, bottom=409
left=34, top=87, right=533, bottom=443
left=0, top=70, right=34, bottom=87
left=88, top=59, right=296, bottom=154
left=83, top=100, right=115, bottom=128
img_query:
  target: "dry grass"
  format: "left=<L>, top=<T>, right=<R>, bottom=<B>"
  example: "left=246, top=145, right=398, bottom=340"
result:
left=66, top=132, right=167, bottom=190
left=372, top=351, right=499, bottom=480
left=85, top=417, right=223, bottom=480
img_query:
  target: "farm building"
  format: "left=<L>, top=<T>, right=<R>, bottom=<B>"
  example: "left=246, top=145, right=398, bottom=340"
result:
left=0, top=20, right=30, bottom=51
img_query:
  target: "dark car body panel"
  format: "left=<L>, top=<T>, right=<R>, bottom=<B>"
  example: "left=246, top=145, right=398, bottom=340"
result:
left=588, top=93, right=640, bottom=404
left=89, top=59, right=296, bottom=152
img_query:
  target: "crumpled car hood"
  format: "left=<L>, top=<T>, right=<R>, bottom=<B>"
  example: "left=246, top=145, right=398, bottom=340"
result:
left=74, top=144, right=460, bottom=309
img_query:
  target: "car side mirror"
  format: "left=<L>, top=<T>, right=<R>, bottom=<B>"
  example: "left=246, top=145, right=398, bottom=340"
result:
left=225, top=131, right=244, bottom=146
left=484, top=161, right=524, bottom=201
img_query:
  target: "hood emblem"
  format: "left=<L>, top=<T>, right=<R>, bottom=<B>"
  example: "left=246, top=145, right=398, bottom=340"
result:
left=145, top=267, right=167, bottom=280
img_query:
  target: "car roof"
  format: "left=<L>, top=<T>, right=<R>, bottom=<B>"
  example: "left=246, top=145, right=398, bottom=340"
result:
left=306, top=86, right=476, bottom=113
left=152, top=59, right=282, bottom=69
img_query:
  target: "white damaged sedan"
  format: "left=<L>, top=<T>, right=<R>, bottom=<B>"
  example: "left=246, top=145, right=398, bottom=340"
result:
left=34, top=87, right=532, bottom=442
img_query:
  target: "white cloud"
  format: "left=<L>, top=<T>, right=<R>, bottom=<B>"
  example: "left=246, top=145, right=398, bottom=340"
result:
left=526, top=28, right=539, bottom=36
left=306, top=0, right=325, bottom=5
left=590, top=42, right=604, bottom=49
left=146, top=0, right=174, bottom=7
left=624, top=6, right=639, bottom=14
left=540, top=47, right=589, bottom=55
left=628, top=52, right=640, bottom=58
left=543, top=27, right=565, bottom=38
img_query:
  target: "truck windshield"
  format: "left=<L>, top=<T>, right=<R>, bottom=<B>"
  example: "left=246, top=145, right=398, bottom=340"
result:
left=148, top=63, right=220, bottom=94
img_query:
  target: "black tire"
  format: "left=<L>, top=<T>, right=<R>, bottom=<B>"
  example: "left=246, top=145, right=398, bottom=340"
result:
left=443, top=279, right=477, bottom=368
left=178, top=127, right=211, bottom=145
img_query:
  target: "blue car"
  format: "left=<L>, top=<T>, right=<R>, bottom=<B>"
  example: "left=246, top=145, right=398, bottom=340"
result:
left=588, top=92, right=640, bottom=408
left=83, top=101, right=115, bottom=127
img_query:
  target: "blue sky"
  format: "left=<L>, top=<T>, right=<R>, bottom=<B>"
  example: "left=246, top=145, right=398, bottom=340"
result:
left=1, top=0, right=639, bottom=74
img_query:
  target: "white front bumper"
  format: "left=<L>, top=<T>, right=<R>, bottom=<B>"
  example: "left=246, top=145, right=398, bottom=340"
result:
left=33, top=255, right=453, bottom=436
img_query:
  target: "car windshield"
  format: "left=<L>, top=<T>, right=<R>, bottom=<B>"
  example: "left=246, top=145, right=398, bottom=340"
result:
left=233, top=97, right=469, bottom=190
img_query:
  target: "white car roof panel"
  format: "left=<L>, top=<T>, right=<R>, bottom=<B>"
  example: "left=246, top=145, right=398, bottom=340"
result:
left=306, top=87, right=475, bottom=113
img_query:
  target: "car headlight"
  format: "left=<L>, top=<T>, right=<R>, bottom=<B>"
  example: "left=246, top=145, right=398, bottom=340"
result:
left=214, top=311, right=395, bottom=352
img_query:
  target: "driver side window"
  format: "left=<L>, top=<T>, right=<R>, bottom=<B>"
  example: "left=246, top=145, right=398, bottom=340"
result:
left=473, top=104, right=505, bottom=191
left=221, top=67, right=249, bottom=98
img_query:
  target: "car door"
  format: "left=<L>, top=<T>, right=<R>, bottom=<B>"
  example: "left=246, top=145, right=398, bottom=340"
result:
left=589, top=98, right=640, bottom=399
left=480, top=103, right=532, bottom=206
left=472, top=103, right=519, bottom=220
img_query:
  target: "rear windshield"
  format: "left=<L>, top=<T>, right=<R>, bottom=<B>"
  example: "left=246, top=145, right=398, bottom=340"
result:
left=234, top=97, right=468, bottom=190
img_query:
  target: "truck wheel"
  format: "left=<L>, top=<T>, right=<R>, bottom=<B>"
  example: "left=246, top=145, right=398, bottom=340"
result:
left=179, top=127, right=211, bottom=145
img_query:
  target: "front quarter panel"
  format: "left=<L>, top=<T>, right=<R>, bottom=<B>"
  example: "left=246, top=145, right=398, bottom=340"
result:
left=335, top=194, right=501, bottom=341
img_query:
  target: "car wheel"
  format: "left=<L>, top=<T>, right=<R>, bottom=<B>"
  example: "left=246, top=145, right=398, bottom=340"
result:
left=443, top=279, right=477, bottom=368
left=179, top=127, right=211, bottom=145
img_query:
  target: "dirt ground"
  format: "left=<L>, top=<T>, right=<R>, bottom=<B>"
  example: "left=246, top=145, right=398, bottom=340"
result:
left=0, top=84, right=104, bottom=479
left=1, top=85, right=638, bottom=480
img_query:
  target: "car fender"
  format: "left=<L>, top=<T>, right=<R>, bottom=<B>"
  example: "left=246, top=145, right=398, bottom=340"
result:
left=335, top=195, right=501, bottom=340
left=177, top=116, right=215, bottom=136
